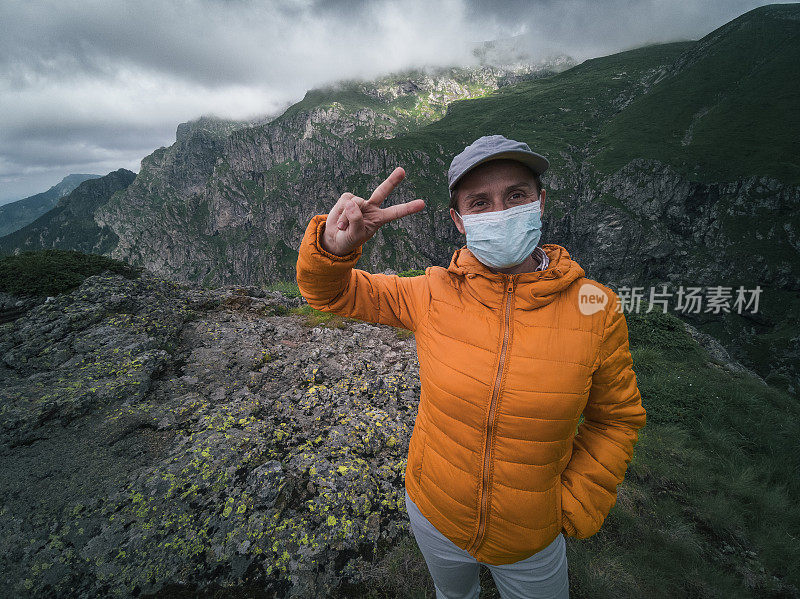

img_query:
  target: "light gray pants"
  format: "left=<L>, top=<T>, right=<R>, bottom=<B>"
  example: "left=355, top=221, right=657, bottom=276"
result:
left=405, top=488, right=569, bottom=599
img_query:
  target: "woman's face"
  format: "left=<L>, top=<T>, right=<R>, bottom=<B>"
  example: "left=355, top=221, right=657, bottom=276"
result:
left=449, top=159, right=545, bottom=235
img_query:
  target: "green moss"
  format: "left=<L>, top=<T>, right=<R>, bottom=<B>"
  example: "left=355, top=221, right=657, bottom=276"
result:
left=598, top=193, right=635, bottom=216
left=626, top=305, right=707, bottom=363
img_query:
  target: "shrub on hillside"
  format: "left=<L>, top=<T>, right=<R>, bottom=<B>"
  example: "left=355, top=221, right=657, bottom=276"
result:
left=0, top=249, right=142, bottom=297
left=397, top=269, right=425, bottom=277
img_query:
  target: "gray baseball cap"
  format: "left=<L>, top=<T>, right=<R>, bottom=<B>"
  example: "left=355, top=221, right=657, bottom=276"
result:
left=448, top=134, right=549, bottom=191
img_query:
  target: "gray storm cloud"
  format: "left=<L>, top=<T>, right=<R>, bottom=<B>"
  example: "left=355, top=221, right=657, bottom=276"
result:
left=0, top=0, right=776, bottom=204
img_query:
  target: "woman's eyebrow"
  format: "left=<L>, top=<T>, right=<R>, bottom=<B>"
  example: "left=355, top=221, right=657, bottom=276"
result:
left=464, top=182, right=533, bottom=202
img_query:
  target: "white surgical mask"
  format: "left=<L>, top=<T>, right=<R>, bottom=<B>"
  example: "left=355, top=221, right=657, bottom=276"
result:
left=455, top=201, right=543, bottom=269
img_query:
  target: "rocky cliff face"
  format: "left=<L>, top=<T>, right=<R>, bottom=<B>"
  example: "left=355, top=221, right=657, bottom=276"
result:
left=553, top=160, right=800, bottom=392
left=94, top=62, right=572, bottom=286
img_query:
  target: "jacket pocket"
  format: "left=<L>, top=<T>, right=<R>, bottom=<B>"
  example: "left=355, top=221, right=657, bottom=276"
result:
left=415, top=433, right=427, bottom=486
left=557, top=479, right=570, bottom=536
left=557, top=479, right=562, bottom=522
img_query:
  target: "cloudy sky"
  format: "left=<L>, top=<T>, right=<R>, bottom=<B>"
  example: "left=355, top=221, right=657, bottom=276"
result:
left=0, top=0, right=778, bottom=204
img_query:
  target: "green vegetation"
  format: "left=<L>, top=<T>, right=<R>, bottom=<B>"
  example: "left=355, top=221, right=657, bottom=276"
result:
left=289, top=304, right=353, bottom=328
left=277, top=85, right=389, bottom=123
left=393, top=328, right=415, bottom=340
left=0, top=170, right=133, bottom=257
left=265, top=67, right=506, bottom=149
left=397, top=269, right=425, bottom=278
left=273, top=240, right=300, bottom=273
left=251, top=349, right=277, bottom=370
left=369, top=40, right=695, bottom=204
left=0, top=249, right=142, bottom=296
left=591, top=5, right=800, bottom=183
left=264, top=280, right=302, bottom=298
left=581, top=306, right=800, bottom=597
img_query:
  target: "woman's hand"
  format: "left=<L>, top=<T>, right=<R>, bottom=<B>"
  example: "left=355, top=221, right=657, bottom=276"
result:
left=321, top=167, right=426, bottom=256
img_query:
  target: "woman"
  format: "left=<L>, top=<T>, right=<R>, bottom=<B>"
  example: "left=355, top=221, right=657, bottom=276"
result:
left=295, top=135, right=646, bottom=598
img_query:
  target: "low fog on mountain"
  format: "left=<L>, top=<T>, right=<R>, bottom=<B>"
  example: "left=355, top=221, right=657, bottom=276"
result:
left=0, top=0, right=775, bottom=204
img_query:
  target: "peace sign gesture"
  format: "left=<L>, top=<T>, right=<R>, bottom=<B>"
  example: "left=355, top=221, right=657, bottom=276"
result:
left=321, top=167, right=426, bottom=256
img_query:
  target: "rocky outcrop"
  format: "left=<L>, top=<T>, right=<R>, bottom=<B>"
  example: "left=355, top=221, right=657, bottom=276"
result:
left=0, top=271, right=423, bottom=597
left=2, top=260, right=794, bottom=597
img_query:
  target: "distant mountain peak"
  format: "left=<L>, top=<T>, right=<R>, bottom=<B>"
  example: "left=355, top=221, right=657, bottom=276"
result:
left=0, top=173, right=102, bottom=237
left=470, top=34, right=574, bottom=70
left=175, top=115, right=250, bottom=144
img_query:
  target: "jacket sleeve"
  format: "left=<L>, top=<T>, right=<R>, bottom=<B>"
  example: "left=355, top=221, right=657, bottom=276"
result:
left=295, top=214, right=430, bottom=331
left=560, top=290, right=646, bottom=539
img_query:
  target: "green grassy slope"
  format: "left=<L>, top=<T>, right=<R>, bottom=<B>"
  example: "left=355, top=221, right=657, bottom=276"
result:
left=0, top=170, right=136, bottom=257
left=589, top=307, right=800, bottom=597
left=0, top=174, right=101, bottom=237
left=271, top=66, right=560, bottom=142
left=374, top=40, right=694, bottom=164
left=366, top=41, right=695, bottom=211
left=592, top=4, right=800, bottom=183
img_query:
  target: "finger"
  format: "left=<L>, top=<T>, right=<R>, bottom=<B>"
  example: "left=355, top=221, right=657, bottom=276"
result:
left=343, top=198, right=364, bottom=237
left=379, top=199, right=425, bottom=223
left=333, top=193, right=357, bottom=230
left=367, top=167, right=405, bottom=206
left=328, top=192, right=353, bottom=227
left=337, top=195, right=366, bottom=230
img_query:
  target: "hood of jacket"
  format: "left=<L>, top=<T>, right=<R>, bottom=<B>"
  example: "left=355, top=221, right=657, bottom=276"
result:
left=445, top=243, right=587, bottom=311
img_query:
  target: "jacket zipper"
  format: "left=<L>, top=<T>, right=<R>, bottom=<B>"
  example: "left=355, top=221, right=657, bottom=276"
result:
left=467, top=274, right=516, bottom=555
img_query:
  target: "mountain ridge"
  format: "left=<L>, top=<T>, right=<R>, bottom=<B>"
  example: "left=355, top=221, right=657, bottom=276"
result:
left=0, top=169, right=136, bottom=257
left=0, top=174, right=102, bottom=236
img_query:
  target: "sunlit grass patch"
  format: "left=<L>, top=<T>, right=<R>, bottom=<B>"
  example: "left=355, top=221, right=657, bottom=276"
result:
left=289, top=304, right=351, bottom=328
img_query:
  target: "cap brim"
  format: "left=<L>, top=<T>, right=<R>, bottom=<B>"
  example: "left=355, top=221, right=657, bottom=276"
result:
left=450, top=150, right=549, bottom=190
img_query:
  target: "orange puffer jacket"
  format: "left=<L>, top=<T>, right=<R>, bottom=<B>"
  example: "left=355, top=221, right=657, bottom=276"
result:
left=296, top=214, right=647, bottom=565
